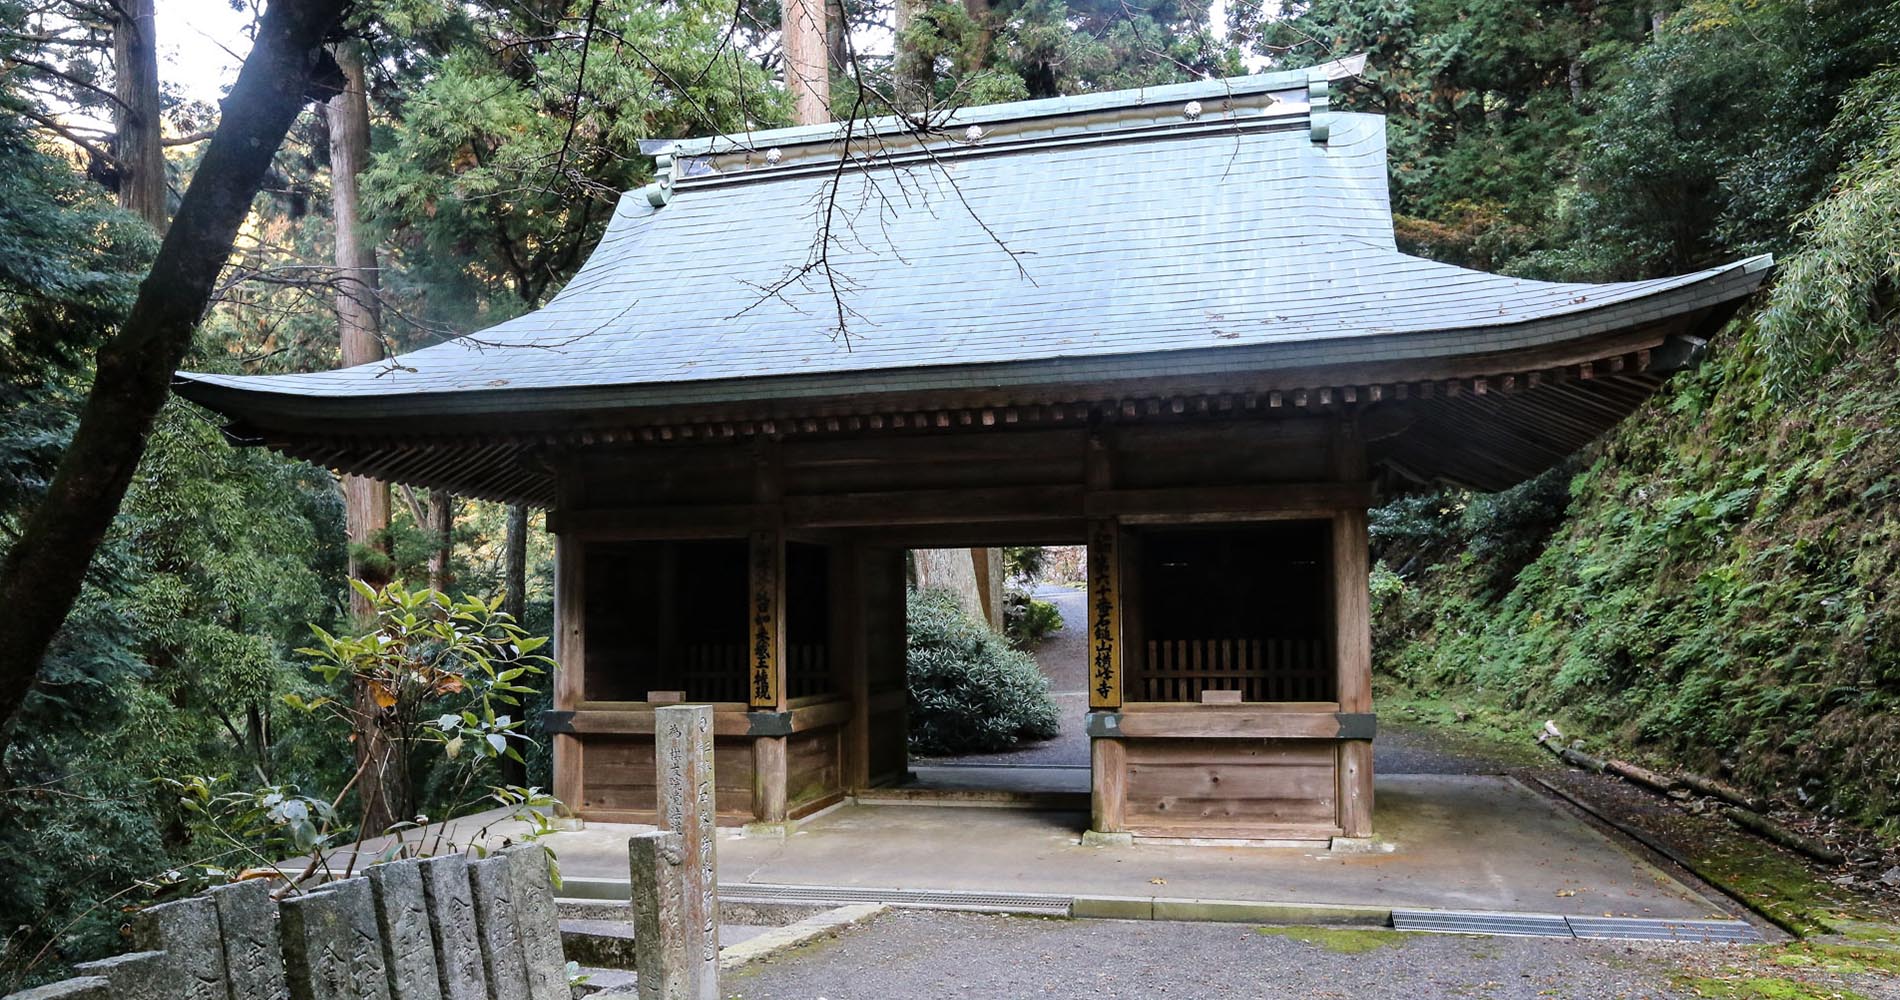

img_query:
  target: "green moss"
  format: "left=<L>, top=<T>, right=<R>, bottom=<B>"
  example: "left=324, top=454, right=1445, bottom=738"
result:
left=1673, top=974, right=1868, bottom=1000
left=1253, top=926, right=1413, bottom=954
left=1776, top=938, right=1900, bottom=977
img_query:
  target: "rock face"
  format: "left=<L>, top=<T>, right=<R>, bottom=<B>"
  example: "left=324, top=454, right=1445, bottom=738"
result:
left=502, top=846, right=569, bottom=1000
left=467, top=855, right=531, bottom=1000
left=417, top=855, right=488, bottom=1000
left=8, top=850, right=576, bottom=1000
left=131, top=896, right=227, bottom=1000
left=210, top=879, right=291, bottom=1000
left=629, top=831, right=689, bottom=999
left=3, top=978, right=112, bottom=1000
left=70, top=951, right=174, bottom=1000
left=280, top=877, right=393, bottom=1000
left=367, top=859, right=446, bottom=1000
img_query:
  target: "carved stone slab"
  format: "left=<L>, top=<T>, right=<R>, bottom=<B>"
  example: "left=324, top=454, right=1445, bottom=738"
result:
left=280, top=878, right=393, bottom=1000
left=416, top=856, right=486, bottom=1000
left=627, top=831, right=688, bottom=1000
left=131, top=896, right=228, bottom=1000
left=653, top=704, right=719, bottom=1000
left=209, top=879, right=290, bottom=1000
left=0, top=977, right=111, bottom=1000
left=71, top=951, right=170, bottom=1000
left=366, top=860, right=444, bottom=1000
left=499, top=846, right=567, bottom=1000
left=465, top=857, right=528, bottom=1000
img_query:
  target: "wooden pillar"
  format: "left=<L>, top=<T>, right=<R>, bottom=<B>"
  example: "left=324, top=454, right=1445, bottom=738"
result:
left=749, top=528, right=789, bottom=822
left=1090, top=737, right=1126, bottom=833
left=833, top=542, right=871, bottom=791
left=552, top=532, right=585, bottom=816
left=1331, top=417, right=1374, bottom=838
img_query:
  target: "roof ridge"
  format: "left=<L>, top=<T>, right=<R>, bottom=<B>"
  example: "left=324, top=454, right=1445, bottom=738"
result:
left=643, top=56, right=1367, bottom=161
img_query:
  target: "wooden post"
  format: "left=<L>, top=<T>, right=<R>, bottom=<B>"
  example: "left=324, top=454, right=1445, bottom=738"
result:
left=833, top=542, right=870, bottom=791
left=1090, top=737, right=1126, bottom=834
left=654, top=705, right=720, bottom=999
left=1331, top=417, right=1374, bottom=839
left=748, top=527, right=789, bottom=822
left=1086, top=518, right=1122, bottom=710
left=753, top=735, right=789, bottom=824
left=552, top=533, right=585, bottom=816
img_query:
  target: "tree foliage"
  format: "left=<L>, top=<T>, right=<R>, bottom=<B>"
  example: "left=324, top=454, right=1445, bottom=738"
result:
left=907, top=588, right=1060, bottom=754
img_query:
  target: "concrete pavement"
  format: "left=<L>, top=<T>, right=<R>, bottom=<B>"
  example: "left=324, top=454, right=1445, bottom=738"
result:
left=514, top=774, right=1726, bottom=921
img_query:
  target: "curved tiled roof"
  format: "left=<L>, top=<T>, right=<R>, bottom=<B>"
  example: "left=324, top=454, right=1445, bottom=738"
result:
left=174, top=70, right=1770, bottom=501
left=176, top=82, right=1767, bottom=420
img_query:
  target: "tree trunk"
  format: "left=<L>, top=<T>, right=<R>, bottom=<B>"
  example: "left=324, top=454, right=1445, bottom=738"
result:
left=328, top=40, right=400, bottom=835
left=503, top=504, right=528, bottom=623
left=891, top=0, right=931, bottom=110
left=112, top=0, right=166, bottom=231
left=0, top=0, right=350, bottom=738
left=826, top=0, right=848, bottom=77
left=913, top=548, right=1002, bottom=632
left=782, top=0, right=831, bottom=124
left=427, top=490, right=454, bottom=593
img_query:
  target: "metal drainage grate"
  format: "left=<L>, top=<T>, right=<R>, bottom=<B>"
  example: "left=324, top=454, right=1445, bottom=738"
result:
left=719, top=882, right=1072, bottom=916
left=1393, top=909, right=1763, bottom=943
left=1565, top=916, right=1763, bottom=943
left=1392, top=909, right=1573, bottom=938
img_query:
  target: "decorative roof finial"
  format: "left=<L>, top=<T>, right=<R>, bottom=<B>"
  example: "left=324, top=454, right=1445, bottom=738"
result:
left=1309, top=74, right=1332, bottom=144
left=642, top=148, right=677, bottom=207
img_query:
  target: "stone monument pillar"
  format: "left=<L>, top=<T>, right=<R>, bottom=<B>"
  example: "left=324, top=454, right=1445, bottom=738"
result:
left=653, top=704, right=719, bottom=1000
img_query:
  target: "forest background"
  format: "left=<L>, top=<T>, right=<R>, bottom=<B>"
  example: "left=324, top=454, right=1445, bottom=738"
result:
left=2, top=0, right=1898, bottom=986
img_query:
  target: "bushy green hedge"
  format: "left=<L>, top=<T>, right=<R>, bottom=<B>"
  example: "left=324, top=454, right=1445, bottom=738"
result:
left=907, top=588, right=1061, bottom=755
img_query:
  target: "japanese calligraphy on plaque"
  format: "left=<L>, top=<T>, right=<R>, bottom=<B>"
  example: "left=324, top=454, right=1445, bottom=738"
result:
left=1087, top=520, right=1121, bottom=709
left=748, top=531, right=780, bottom=708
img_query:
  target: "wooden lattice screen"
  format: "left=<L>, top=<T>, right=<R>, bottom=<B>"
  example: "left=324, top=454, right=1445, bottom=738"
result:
left=1135, top=638, right=1332, bottom=702
left=678, top=643, right=831, bottom=702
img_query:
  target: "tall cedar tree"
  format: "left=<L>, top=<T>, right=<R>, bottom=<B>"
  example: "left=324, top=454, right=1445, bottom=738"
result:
left=0, top=0, right=352, bottom=734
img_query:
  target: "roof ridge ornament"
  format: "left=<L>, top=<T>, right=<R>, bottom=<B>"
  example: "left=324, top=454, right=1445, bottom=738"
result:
left=1309, top=73, right=1331, bottom=144
left=642, top=147, right=679, bottom=208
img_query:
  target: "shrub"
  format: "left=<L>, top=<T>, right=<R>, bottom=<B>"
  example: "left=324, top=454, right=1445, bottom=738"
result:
left=1003, top=588, right=1064, bottom=649
left=907, top=588, right=1061, bottom=755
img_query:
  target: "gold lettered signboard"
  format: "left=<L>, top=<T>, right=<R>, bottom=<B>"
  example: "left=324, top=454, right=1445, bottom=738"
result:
left=748, top=530, right=781, bottom=709
left=1087, top=519, right=1121, bottom=709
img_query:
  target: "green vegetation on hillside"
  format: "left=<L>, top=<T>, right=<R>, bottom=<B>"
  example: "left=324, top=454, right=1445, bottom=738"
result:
left=1364, top=13, right=1900, bottom=836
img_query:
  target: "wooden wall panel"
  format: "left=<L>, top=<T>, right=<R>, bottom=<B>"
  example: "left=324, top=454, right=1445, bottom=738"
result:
left=578, top=734, right=759, bottom=820
left=1111, top=421, right=1333, bottom=489
left=786, top=727, right=843, bottom=812
left=1121, top=738, right=1339, bottom=836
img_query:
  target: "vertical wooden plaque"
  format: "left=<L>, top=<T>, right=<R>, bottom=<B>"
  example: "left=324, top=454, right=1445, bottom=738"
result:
left=1087, top=518, right=1122, bottom=710
left=748, top=529, right=784, bottom=710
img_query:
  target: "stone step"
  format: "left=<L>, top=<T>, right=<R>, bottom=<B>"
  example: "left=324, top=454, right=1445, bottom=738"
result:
left=559, top=919, right=781, bottom=970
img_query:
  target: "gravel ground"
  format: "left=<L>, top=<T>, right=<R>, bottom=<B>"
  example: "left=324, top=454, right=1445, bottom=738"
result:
left=723, top=910, right=1898, bottom=1000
